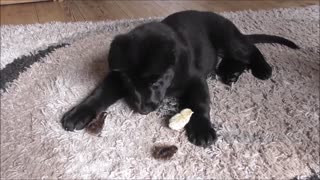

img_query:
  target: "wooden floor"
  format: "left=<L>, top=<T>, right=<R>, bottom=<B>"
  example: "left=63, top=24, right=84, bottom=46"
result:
left=0, top=0, right=318, bottom=25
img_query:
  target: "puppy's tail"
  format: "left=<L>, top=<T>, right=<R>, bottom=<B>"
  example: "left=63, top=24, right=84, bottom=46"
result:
left=246, top=34, right=300, bottom=49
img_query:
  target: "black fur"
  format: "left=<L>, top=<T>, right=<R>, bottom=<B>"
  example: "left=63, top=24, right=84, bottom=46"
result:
left=61, top=10, right=299, bottom=147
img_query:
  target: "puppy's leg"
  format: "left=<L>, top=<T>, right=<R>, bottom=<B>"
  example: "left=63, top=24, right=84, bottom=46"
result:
left=61, top=72, right=125, bottom=131
left=179, top=78, right=217, bottom=147
left=216, top=57, right=247, bottom=85
left=249, top=45, right=272, bottom=80
left=226, top=38, right=272, bottom=80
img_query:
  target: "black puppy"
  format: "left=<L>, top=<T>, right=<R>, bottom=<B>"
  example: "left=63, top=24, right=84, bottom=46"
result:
left=61, top=11, right=298, bottom=147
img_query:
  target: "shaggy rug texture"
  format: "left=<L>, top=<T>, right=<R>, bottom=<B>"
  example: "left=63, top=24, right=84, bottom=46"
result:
left=1, top=5, right=319, bottom=179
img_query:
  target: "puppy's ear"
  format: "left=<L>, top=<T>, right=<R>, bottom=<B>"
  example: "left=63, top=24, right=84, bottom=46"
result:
left=108, top=34, right=132, bottom=72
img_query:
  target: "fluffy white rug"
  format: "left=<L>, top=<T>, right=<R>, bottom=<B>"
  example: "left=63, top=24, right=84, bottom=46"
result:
left=1, top=6, right=319, bottom=179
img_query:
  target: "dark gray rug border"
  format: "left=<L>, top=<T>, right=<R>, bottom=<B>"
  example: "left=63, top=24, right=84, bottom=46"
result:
left=0, top=43, right=68, bottom=92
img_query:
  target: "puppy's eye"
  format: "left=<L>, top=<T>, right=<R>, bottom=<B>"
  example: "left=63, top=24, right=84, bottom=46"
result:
left=150, top=76, right=160, bottom=84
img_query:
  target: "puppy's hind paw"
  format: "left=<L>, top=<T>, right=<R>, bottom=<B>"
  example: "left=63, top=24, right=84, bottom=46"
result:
left=251, top=62, right=272, bottom=80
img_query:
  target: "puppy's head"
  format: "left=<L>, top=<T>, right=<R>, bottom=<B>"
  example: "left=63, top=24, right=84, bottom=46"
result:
left=108, top=22, right=178, bottom=114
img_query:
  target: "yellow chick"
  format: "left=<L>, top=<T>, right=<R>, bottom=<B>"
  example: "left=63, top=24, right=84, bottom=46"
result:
left=168, top=108, right=194, bottom=131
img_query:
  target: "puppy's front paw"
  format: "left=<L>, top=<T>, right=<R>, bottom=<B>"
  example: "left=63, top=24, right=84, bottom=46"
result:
left=61, top=105, right=96, bottom=131
left=186, top=117, right=217, bottom=147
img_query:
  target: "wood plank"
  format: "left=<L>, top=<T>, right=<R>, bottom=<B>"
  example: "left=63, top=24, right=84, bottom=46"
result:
left=1, top=0, right=319, bottom=25
left=58, top=0, right=85, bottom=22
left=178, top=1, right=266, bottom=12
left=0, top=3, right=38, bottom=25
left=0, top=0, right=48, bottom=5
left=75, top=0, right=105, bottom=21
left=154, top=1, right=188, bottom=14
left=267, top=0, right=319, bottom=8
left=205, top=1, right=274, bottom=12
left=0, top=5, right=7, bottom=24
left=98, top=1, right=129, bottom=20
left=35, top=1, right=71, bottom=23
left=116, top=1, right=168, bottom=18
left=75, top=1, right=129, bottom=21
left=179, top=1, right=210, bottom=11
left=156, top=0, right=318, bottom=14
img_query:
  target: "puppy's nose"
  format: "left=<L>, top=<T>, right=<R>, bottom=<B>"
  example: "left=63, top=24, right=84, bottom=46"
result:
left=139, top=109, right=151, bottom=115
left=138, top=103, right=155, bottom=115
left=138, top=107, right=152, bottom=115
